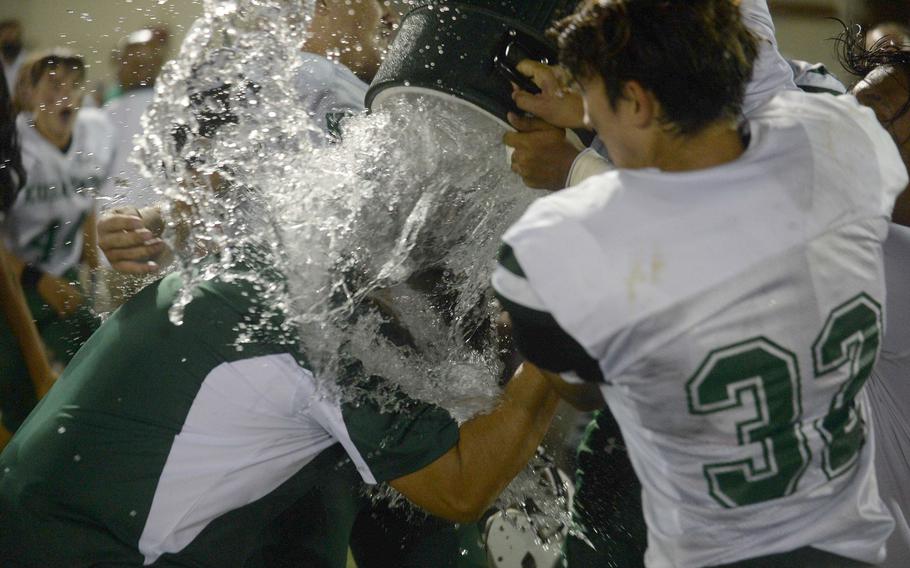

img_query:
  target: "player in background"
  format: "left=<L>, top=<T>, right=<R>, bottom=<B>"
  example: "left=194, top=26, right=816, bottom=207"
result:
left=0, top=20, right=26, bottom=94
left=0, top=68, right=56, bottom=450
left=0, top=51, right=114, bottom=436
left=98, top=0, right=397, bottom=277
left=840, top=25, right=910, bottom=568
left=100, top=28, right=170, bottom=210
left=492, top=0, right=907, bottom=566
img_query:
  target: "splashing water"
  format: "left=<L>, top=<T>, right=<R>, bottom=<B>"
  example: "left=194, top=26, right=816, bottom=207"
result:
left=133, top=0, right=568, bottom=540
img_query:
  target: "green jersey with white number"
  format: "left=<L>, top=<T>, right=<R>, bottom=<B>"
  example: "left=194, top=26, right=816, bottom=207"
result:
left=0, top=258, right=458, bottom=567
left=493, top=89, right=907, bottom=567
left=1, top=110, right=114, bottom=275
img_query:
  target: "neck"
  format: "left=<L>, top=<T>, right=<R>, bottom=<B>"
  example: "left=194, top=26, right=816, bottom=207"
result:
left=649, top=120, right=745, bottom=173
left=34, top=117, right=73, bottom=151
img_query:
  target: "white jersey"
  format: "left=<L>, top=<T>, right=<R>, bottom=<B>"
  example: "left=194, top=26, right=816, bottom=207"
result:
left=870, top=224, right=910, bottom=568
left=2, top=109, right=115, bottom=276
left=494, top=89, right=907, bottom=567
left=787, top=60, right=847, bottom=96
left=294, top=52, right=367, bottom=143
left=100, top=87, right=157, bottom=209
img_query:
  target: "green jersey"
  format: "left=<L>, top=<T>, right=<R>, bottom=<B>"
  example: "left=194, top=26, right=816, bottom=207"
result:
left=0, top=261, right=458, bottom=567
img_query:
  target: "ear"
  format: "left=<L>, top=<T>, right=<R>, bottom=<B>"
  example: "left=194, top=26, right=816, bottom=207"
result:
left=621, top=80, right=658, bottom=129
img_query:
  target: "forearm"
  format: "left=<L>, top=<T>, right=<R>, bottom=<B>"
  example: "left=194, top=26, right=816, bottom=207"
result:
left=0, top=245, right=55, bottom=398
left=0, top=422, right=11, bottom=451
left=455, top=363, right=560, bottom=508
left=391, top=363, right=559, bottom=522
left=82, top=212, right=99, bottom=270
left=541, top=369, right=606, bottom=411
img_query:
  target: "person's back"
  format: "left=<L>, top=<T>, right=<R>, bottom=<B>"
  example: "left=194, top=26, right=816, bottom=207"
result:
left=0, top=257, right=343, bottom=566
left=868, top=223, right=910, bottom=567
left=492, top=1, right=908, bottom=566
left=508, top=88, right=902, bottom=566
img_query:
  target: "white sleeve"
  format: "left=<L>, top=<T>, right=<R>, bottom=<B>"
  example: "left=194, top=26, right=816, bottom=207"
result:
left=739, top=0, right=798, bottom=115
left=567, top=148, right=613, bottom=187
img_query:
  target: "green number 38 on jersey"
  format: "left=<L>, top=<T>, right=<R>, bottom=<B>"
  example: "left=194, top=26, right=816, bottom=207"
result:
left=686, top=293, right=881, bottom=508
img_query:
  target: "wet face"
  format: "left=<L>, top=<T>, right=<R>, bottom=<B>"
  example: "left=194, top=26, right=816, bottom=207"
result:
left=32, top=65, right=85, bottom=136
left=853, top=65, right=910, bottom=226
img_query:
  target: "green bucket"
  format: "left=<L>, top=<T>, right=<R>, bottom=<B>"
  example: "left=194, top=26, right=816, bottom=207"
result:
left=365, top=1, right=581, bottom=128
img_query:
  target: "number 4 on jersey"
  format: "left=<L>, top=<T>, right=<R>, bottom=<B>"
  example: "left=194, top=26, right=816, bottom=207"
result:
left=687, top=293, right=882, bottom=508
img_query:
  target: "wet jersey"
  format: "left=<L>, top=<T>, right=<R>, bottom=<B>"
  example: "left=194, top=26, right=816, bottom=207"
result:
left=493, top=89, right=907, bottom=567
left=0, top=260, right=458, bottom=567
left=295, top=52, right=367, bottom=143
left=869, top=224, right=910, bottom=568
left=2, top=109, right=114, bottom=275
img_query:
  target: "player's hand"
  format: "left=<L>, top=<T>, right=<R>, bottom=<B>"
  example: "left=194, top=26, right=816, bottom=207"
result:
left=511, top=60, right=586, bottom=130
left=37, top=274, right=84, bottom=318
left=504, top=113, right=581, bottom=191
left=98, top=207, right=167, bottom=274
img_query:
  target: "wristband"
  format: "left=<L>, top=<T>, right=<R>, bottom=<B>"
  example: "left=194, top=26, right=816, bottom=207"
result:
left=20, top=264, right=44, bottom=290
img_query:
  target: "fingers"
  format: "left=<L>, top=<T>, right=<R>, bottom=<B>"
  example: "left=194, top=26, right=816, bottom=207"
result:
left=507, top=112, right=559, bottom=133
left=515, top=59, right=558, bottom=92
left=103, top=241, right=166, bottom=263
left=97, top=213, right=145, bottom=235
left=110, top=259, right=162, bottom=275
left=97, top=211, right=166, bottom=273
left=512, top=88, right=545, bottom=117
left=99, top=226, right=159, bottom=249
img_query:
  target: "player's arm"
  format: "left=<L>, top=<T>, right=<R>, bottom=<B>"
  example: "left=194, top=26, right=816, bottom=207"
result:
left=491, top=244, right=607, bottom=411
left=2, top=246, right=85, bottom=318
left=389, top=362, right=560, bottom=523
left=0, top=244, right=56, bottom=402
left=737, top=0, right=798, bottom=113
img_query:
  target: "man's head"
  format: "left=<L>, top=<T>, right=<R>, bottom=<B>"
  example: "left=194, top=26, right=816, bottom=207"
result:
left=0, top=20, right=23, bottom=63
left=0, top=73, right=25, bottom=213
left=842, top=29, right=910, bottom=226
left=29, top=50, right=86, bottom=137
left=551, top=0, right=757, bottom=168
left=114, top=28, right=169, bottom=91
left=302, top=0, right=398, bottom=83
left=866, top=21, right=910, bottom=51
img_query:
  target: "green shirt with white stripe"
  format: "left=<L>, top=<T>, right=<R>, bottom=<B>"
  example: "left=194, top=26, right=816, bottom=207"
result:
left=0, top=258, right=458, bottom=567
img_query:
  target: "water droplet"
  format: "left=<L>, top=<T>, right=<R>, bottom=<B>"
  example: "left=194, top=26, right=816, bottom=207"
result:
left=57, top=426, right=66, bottom=434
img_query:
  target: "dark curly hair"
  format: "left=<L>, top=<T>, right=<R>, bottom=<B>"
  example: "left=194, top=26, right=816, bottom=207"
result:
left=836, top=22, right=910, bottom=137
left=551, top=0, right=758, bottom=135
left=0, top=75, right=25, bottom=213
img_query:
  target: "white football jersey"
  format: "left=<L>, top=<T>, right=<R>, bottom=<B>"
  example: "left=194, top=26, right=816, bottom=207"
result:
left=2, top=109, right=114, bottom=276
left=869, top=223, right=910, bottom=568
left=496, top=89, right=907, bottom=567
left=294, top=52, right=367, bottom=143
left=100, top=87, right=157, bottom=209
